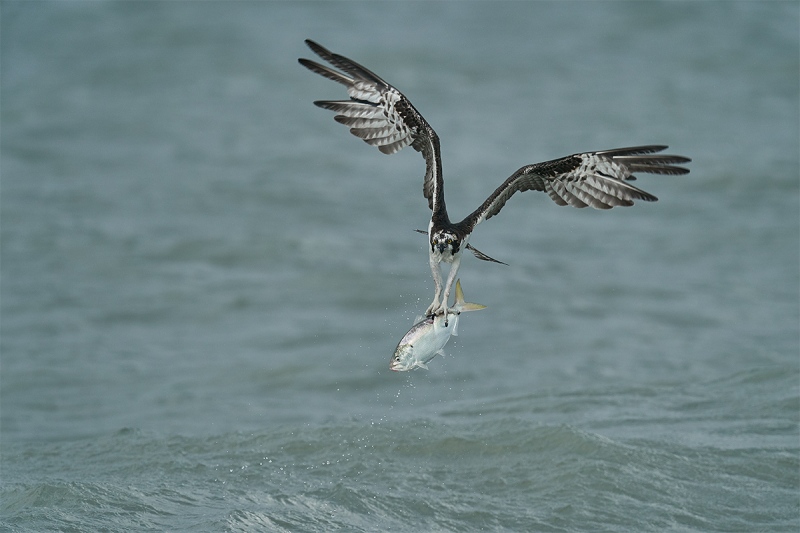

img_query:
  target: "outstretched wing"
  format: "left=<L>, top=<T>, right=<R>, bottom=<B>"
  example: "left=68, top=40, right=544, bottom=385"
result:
left=463, top=145, right=691, bottom=228
left=299, top=40, right=444, bottom=213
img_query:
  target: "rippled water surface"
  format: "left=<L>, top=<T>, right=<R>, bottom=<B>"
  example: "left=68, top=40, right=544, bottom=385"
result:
left=2, top=1, right=798, bottom=531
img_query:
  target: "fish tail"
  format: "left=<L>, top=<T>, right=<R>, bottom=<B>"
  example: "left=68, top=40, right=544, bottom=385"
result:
left=453, top=279, right=487, bottom=313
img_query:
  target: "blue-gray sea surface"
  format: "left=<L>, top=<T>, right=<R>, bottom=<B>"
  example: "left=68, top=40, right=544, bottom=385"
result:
left=2, top=1, right=798, bottom=531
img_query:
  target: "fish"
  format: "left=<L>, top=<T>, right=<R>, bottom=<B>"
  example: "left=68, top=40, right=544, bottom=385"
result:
left=390, top=279, right=486, bottom=371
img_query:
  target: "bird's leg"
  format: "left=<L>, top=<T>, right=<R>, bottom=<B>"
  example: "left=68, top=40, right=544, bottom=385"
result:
left=426, top=253, right=444, bottom=317
left=439, top=255, right=462, bottom=327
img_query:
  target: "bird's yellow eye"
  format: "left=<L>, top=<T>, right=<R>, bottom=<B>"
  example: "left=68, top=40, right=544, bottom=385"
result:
left=447, top=238, right=453, bottom=244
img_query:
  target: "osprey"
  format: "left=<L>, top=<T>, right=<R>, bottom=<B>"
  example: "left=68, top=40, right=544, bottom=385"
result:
left=299, top=40, right=691, bottom=317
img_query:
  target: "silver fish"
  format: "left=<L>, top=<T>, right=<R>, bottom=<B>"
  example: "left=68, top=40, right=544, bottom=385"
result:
left=390, top=279, right=486, bottom=372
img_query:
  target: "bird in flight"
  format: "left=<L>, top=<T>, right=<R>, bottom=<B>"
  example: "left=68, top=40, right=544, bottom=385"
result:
left=298, top=39, right=690, bottom=318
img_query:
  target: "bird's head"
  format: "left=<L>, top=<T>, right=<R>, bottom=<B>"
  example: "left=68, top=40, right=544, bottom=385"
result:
left=431, top=231, right=460, bottom=256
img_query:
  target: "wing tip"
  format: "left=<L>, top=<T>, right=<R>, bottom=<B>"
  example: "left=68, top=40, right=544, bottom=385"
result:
left=303, top=39, right=328, bottom=57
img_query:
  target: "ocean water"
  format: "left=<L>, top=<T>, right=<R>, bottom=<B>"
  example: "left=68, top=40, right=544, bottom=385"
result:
left=2, top=1, right=798, bottom=531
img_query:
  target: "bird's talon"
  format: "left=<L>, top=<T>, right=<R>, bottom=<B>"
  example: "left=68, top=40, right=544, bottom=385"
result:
left=426, top=303, right=445, bottom=318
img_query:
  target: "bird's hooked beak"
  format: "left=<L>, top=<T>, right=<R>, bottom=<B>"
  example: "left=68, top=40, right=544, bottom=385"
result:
left=437, top=243, right=447, bottom=253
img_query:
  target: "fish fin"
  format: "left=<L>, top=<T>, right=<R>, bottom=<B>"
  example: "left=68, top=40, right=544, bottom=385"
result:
left=454, top=279, right=465, bottom=305
left=460, top=302, right=487, bottom=312
left=453, top=279, right=487, bottom=313
left=417, top=361, right=429, bottom=370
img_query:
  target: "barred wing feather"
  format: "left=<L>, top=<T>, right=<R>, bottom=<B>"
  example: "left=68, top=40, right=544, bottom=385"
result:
left=465, top=146, right=691, bottom=227
left=299, top=40, right=443, bottom=212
